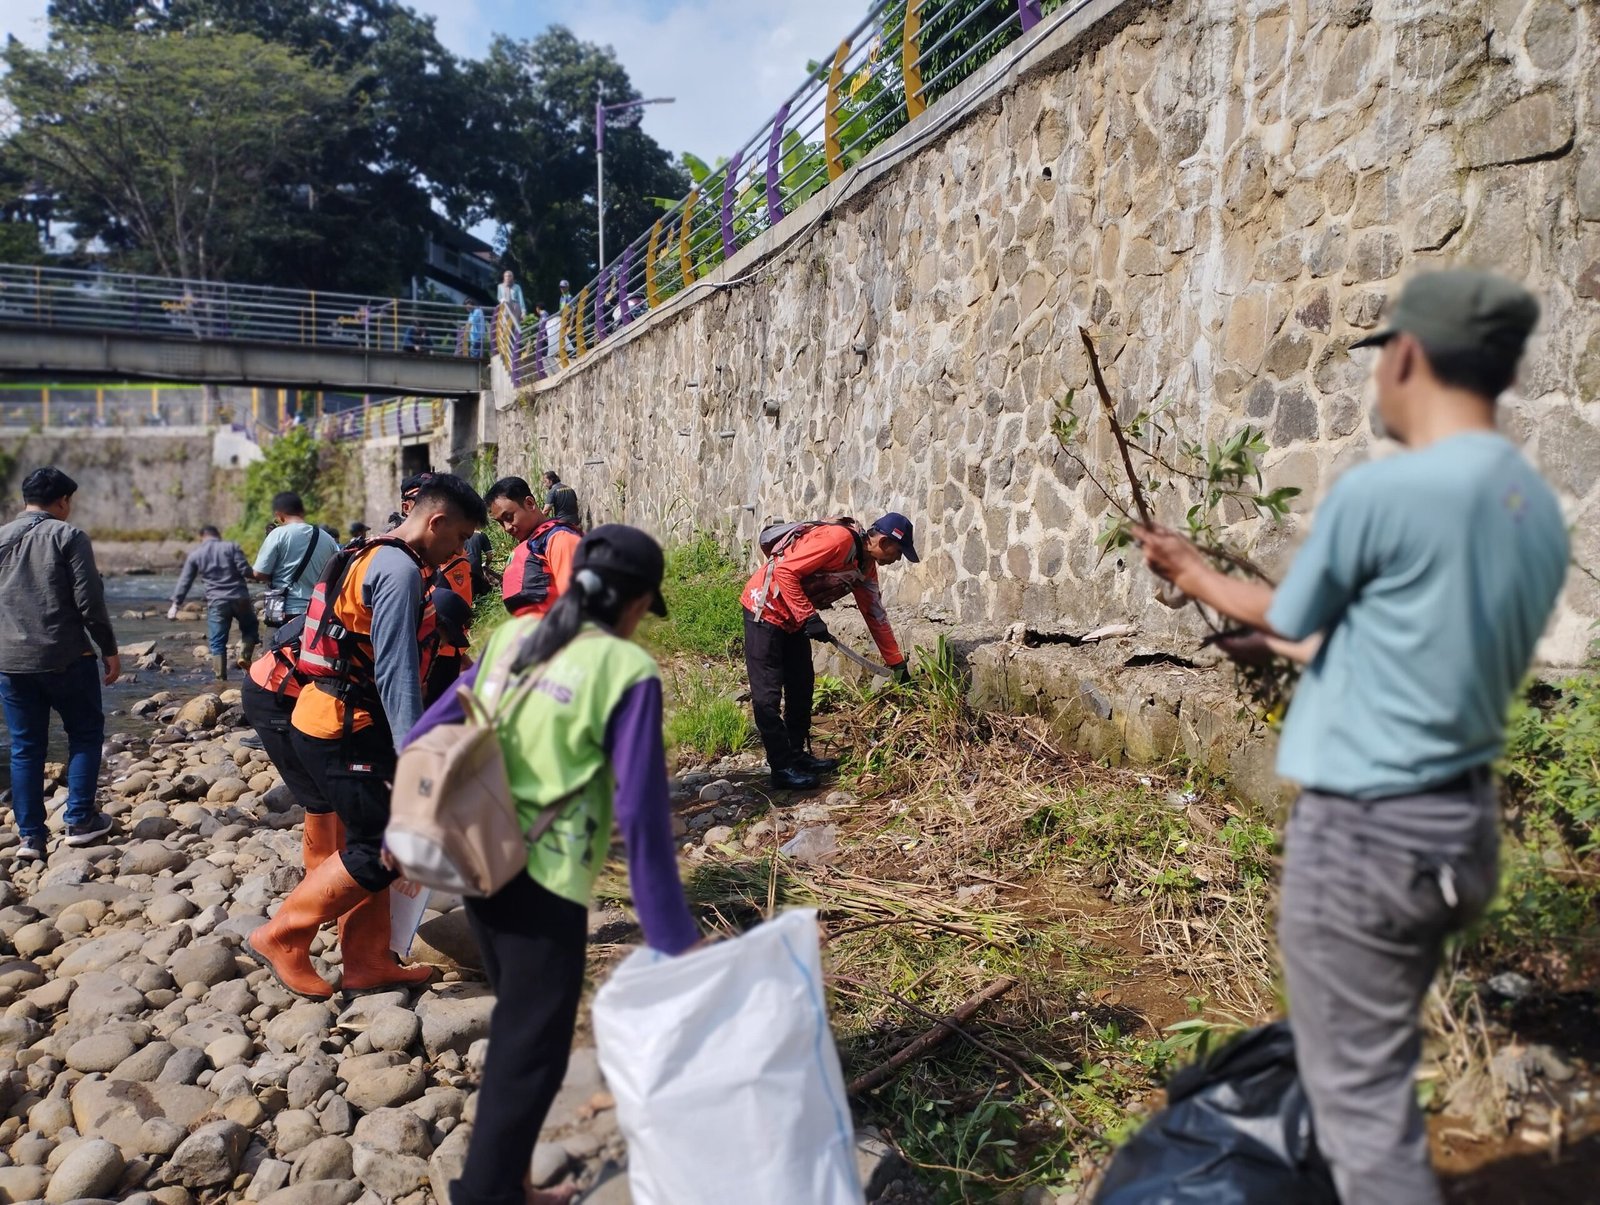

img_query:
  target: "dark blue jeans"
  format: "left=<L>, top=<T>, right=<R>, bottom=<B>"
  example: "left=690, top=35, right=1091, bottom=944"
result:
left=0, top=657, right=105, bottom=839
left=207, top=598, right=260, bottom=656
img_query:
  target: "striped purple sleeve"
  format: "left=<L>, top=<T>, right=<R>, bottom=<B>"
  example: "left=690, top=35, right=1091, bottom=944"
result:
left=605, top=677, right=698, bottom=955
left=404, top=663, right=479, bottom=746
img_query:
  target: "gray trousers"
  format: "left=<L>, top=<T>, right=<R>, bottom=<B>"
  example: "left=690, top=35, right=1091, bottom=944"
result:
left=1279, top=775, right=1499, bottom=1205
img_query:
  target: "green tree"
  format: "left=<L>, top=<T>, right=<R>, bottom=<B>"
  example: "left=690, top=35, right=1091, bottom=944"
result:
left=40, top=0, right=473, bottom=295
left=2, top=29, right=344, bottom=282
left=458, top=27, right=688, bottom=308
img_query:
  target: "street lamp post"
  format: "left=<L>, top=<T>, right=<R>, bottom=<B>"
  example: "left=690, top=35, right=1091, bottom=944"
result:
left=596, top=89, right=674, bottom=271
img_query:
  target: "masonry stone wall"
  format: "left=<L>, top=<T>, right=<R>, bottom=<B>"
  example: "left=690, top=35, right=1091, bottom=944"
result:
left=498, top=0, right=1600, bottom=668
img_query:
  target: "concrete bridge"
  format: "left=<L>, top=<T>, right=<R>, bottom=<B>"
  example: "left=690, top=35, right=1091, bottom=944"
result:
left=0, top=264, right=488, bottom=398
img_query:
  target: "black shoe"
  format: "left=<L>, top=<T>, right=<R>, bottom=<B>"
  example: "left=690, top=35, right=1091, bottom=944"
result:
left=13, top=836, right=45, bottom=863
left=793, top=752, right=840, bottom=775
left=64, top=812, right=113, bottom=847
left=238, top=733, right=265, bottom=751
left=770, top=766, right=821, bottom=791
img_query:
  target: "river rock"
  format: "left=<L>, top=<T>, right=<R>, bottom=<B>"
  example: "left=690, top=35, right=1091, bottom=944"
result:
left=415, top=989, right=494, bottom=1058
left=112, top=1040, right=177, bottom=1082
left=410, top=910, right=482, bottom=970
left=160, top=1119, right=249, bottom=1189
left=14, top=920, right=63, bottom=958
left=365, top=1006, right=421, bottom=1053
left=176, top=695, right=223, bottom=729
left=260, top=1180, right=363, bottom=1205
left=352, top=1143, right=430, bottom=1200
left=168, top=940, right=239, bottom=989
left=134, top=1116, right=188, bottom=1158
left=0, top=1165, right=49, bottom=1201
left=45, top=1137, right=124, bottom=1203
left=146, top=894, right=197, bottom=925
left=286, top=1061, right=337, bottom=1111
left=71, top=1078, right=219, bottom=1153
left=341, top=1061, right=424, bottom=1111
left=66, top=1032, right=141, bottom=1073
left=264, top=1001, right=333, bottom=1048
left=428, top=1125, right=470, bottom=1201
left=121, top=840, right=190, bottom=876
left=353, top=1107, right=433, bottom=1157
left=290, top=1135, right=354, bottom=1184
left=66, top=971, right=146, bottom=1026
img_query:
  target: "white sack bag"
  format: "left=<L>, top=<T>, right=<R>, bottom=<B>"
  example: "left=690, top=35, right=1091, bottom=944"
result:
left=592, top=908, right=864, bottom=1205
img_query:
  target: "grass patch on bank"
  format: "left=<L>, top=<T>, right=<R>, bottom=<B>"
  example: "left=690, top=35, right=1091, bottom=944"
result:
left=643, top=531, right=748, bottom=659
left=664, top=675, right=754, bottom=761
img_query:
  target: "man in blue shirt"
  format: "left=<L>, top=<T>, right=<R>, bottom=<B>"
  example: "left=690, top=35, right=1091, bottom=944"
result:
left=1136, top=270, right=1568, bottom=1205
left=251, top=492, right=336, bottom=625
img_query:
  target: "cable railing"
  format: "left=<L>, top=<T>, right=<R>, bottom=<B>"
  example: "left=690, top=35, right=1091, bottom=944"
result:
left=508, top=0, right=1068, bottom=386
left=0, top=262, right=488, bottom=359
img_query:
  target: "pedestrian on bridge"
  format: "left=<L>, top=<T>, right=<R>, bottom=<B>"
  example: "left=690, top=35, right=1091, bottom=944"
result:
left=0, top=467, right=120, bottom=862
left=169, top=525, right=259, bottom=680
left=498, top=271, right=525, bottom=322
left=1135, top=270, right=1568, bottom=1205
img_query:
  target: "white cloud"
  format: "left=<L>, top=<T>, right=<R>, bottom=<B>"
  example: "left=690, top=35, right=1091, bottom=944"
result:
left=408, top=0, right=867, bottom=163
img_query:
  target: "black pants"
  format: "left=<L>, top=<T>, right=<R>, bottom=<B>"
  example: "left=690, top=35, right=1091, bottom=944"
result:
left=240, top=680, right=331, bottom=815
left=290, top=725, right=398, bottom=892
left=452, top=872, right=589, bottom=1205
left=424, top=651, right=464, bottom=708
left=743, top=611, right=814, bottom=770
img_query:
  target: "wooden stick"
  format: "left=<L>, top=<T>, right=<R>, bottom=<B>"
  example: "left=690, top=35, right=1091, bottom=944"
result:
left=1078, top=326, right=1152, bottom=527
left=847, top=976, right=1017, bottom=1096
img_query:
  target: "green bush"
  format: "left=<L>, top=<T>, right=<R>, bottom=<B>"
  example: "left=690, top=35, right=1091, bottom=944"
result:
left=643, top=531, right=749, bottom=658
left=665, top=677, right=754, bottom=760
left=1474, top=672, right=1600, bottom=963
left=227, top=426, right=322, bottom=554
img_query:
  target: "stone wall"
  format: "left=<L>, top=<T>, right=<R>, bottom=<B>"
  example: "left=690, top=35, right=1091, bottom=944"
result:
left=0, top=430, right=247, bottom=541
left=497, top=0, right=1600, bottom=669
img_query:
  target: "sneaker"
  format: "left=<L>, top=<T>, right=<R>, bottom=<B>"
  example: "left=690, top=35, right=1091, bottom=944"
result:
left=13, top=836, right=45, bottom=863
left=770, top=766, right=821, bottom=791
left=64, top=812, right=114, bottom=847
left=238, top=733, right=265, bottom=751
left=794, top=752, right=840, bottom=775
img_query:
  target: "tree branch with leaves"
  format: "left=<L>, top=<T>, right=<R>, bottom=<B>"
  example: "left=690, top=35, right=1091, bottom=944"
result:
left=1054, top=331, right=1304, bottom=722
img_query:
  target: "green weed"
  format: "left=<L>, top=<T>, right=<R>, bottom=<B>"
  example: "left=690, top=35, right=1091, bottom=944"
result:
left=664, top=677, right=754, bottom=761
left=643, top=530, right=749, bottom=658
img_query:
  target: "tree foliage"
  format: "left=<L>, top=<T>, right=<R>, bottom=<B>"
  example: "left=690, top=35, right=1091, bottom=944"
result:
left=456, top=28, right=687, bottom=308
left=4, top=3, right=685, bottom=305
left=2, top=29, right=344, bottom=282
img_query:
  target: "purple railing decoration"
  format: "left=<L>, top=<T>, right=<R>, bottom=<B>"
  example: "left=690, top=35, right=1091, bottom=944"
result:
left=720, top=150, right=743, bottom=261
left=766, top=101, right=791, bottom=226
left=533, top=317, right=547, bottom=381
left=594, top=267, right=609, bottom=342
left=1018, top=0, right=1042, bottom=31
left=616, top=244, right=635, bottom=326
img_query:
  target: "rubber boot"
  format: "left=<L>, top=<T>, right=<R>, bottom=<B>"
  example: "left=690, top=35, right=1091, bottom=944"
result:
left=302, top=811, right=345, bottom=873
left=211, top=654, right=228, bottom=681
left=247, top=855, right=368, bottom=999
left=338, top=887, right=433, bottom=992
left=237, top=642, right=258, bottom=671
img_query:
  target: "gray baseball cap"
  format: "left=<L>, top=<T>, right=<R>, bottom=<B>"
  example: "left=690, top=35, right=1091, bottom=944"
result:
left=1352, top=268, right=1539, bottom=358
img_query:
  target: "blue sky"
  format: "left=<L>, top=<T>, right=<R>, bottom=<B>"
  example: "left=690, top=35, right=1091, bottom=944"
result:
left=2, top=0, right=868, bottom=165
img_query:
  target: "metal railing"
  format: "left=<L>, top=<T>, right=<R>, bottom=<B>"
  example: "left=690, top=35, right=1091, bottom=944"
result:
left=508, top=0, right=1068, bottom=386
left=0, top=263, right=489, bottom=359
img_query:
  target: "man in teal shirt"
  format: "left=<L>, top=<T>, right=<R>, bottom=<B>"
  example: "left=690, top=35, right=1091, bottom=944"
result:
left=1137, top=270, right=1568, bottom=1205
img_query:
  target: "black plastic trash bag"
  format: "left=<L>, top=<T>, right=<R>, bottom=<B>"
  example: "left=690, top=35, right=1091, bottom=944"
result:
left=1094, top=1022, right=1338, bottom=1204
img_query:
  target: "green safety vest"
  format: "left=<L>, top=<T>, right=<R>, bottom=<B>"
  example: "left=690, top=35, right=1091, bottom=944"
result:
left=476, top=617, right=660, bottom=906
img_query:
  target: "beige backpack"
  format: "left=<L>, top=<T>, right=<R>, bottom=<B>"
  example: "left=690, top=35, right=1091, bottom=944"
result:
left=386, top=639, right=578, bottom=897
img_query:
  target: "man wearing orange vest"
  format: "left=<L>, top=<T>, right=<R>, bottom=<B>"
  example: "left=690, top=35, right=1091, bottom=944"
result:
left=740, top=513, right=917, bottom=790
left=249, top=474, right=487, bottom=999
left=398, top=473, right=477, bottom=702
left=486, top=475, right=581, bottom=618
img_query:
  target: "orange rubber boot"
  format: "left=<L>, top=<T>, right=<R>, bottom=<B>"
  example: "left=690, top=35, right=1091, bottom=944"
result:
left=338, top=887, right=433, bottom=992
left=302, top=811, right=346, bottom=872
left=247, top=856, right=369, bottom=1000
